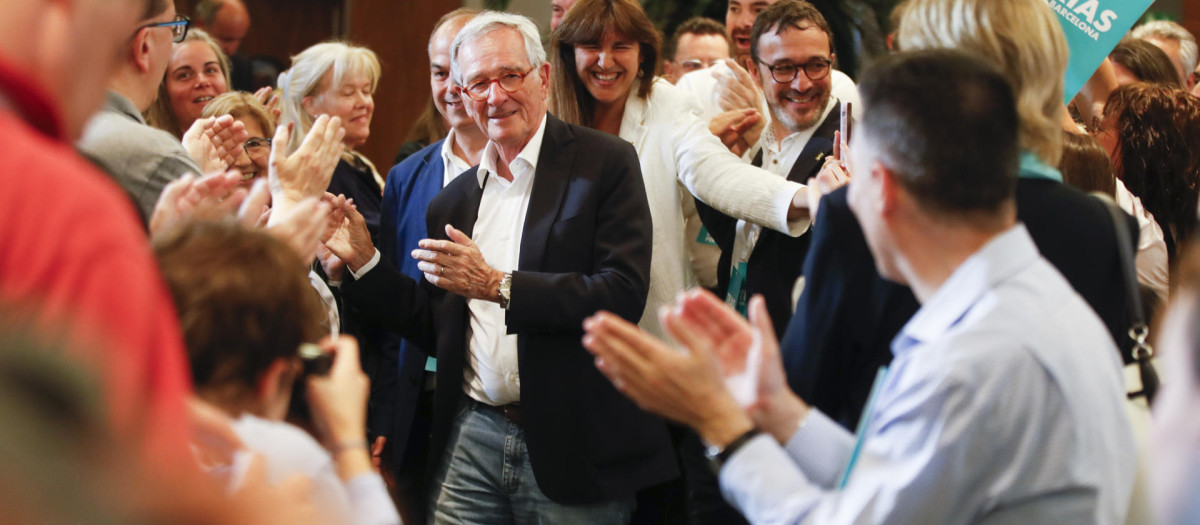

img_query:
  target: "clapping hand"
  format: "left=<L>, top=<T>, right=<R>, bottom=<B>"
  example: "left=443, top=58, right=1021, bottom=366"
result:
left=269, top=115, right=345, bottom=214
left=322, top=196, right=376, bottom=273
left=710, top=108, right=764, bottom=157
left=715, top=58, right=765, bottom=113
left=149, top=170, right=248, bottom=237
left=183, top=115, right=249, bottom=174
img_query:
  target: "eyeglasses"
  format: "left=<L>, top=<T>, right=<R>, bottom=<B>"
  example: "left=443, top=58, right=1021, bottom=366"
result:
left=244, top=137, right=272, bottom=158
left=756, top=58, right=832, bottom=84
left=680, top=58, right=721, bottom=73
left=458, top=66, right=537, bottom=101
left=141, top=15, right=190, bottom=44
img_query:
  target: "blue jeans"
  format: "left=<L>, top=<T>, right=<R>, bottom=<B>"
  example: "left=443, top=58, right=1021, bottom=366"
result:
left=428, top=400, right=635, bottom=524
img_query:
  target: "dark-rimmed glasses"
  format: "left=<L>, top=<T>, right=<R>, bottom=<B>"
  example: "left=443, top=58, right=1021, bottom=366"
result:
left=458, top=66, right=537, bottom=101
left=756, top=58, right=832, bottom=84
left=142, top=15, right=190, bottom=44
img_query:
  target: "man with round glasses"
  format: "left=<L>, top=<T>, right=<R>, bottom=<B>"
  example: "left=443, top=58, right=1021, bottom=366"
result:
left=693, top=0, right=843, bottom=338
left=326, top=10, right=673, bottom=523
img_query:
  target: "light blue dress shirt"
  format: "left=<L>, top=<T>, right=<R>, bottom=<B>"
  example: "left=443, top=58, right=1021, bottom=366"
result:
left=719, top=225, right=1136, bottom=524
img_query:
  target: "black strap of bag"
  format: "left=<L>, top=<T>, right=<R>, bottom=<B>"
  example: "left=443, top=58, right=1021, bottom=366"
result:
left=1100, top=196, right=1159, bottom=404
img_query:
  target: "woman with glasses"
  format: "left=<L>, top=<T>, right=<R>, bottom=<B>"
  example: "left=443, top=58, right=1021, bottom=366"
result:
left=278, top=42, right=384, bottom=243
left=199, top=91, right=274, bottom=187
left=549, top=0, right=813, bottom=339
left=147, top=29, right=231, bottom=138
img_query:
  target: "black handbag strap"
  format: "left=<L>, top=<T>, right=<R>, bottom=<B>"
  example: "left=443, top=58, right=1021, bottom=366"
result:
left=1099, top=195, right=1159, bottom=403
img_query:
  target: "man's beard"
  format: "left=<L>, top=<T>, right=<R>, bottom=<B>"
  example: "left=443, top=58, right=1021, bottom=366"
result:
left=770, top=86, right=831, bottom=134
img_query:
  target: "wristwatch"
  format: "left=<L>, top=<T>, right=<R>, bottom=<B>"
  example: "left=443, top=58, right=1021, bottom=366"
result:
left=705, top=427, right=762, bottom=474
left=497, top=272, right=512, bottom=309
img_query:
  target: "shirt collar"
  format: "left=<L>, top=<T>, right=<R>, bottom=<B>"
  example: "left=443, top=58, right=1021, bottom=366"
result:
left=892, top=224, right=1040, bottom=357
left=477, top=113, right=548, bottom=187
left=1019, top=151, right=1063, bottom=182
left=105, top=90, right=145, bottom=124
left=0, top=54, right=65, bottom=140
left=441, top=128, right=471, bottom=168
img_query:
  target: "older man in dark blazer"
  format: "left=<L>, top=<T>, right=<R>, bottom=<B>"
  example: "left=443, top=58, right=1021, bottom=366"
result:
left=326, top=10, right=675, bottom=524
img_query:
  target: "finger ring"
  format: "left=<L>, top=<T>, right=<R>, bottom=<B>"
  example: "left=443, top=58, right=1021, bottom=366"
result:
left=439, top=265, right=444, bottom=276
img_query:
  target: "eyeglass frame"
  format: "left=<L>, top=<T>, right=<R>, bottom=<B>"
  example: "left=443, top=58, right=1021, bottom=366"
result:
left=140, top=14, right=190, bottom=44
left=754, top=57, right=833, bottom=84
left=244, top=137, right=272, bottom=157
left=456, top=66, right=538, bottom=102
left=679, top=58, right=721, bottom=72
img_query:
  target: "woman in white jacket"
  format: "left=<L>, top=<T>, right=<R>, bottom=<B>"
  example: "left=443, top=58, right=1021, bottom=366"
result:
left=548, top=0, right=811, bottom=337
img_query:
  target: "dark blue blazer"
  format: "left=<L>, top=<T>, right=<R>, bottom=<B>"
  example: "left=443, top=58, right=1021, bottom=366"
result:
left=373, top=139, right=449, bottom=467
left=343, top=115, right=677, bottom=504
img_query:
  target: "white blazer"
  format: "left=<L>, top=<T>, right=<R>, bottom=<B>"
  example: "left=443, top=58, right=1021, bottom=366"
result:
left=616, top=78, right=806, bottom=337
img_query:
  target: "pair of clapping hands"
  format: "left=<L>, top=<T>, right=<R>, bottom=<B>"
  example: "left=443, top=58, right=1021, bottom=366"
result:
left=582, top=289, right=811, bottom=449
left=151, top=114, right=350, bottom=265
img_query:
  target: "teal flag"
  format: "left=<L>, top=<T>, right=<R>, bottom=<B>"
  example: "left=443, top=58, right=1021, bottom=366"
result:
left=1045, top=0, right=1154, bottom=102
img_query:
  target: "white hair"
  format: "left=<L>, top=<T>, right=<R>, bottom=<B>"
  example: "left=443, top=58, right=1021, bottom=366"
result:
left=1132, top=20, right=1199, bottom=74
left=449, top=11, right=545, bottom=87
left=277, top=41, right=381, bottom=153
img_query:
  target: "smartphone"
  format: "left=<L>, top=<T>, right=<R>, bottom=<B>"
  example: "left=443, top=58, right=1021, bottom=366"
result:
left=840, top=100, right=853, bottom=148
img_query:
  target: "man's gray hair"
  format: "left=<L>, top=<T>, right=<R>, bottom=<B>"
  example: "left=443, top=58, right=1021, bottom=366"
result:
left=449, top=11, right=546, bottom=87
left=1132, top=20, right=1198, bottom=72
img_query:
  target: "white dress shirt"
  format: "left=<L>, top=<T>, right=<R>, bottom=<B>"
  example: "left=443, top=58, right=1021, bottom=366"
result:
left=461, top=116, right=546, bottom=406
left=720, top=225, right=1136, bottom=524
left=440, top=127, right=474, bottom=188
left=1114, top=177, right=1169, bottom=302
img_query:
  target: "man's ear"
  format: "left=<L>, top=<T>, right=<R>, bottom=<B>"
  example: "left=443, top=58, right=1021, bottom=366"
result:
left=537, top=61, right=552, bottom=92
left=876, top=161, right=901, bottom=217
left=257, top=357, right=297, bottom=406
left=131, top=28, right=153, bottom=73
left=748, top=60, right=763, bottom=89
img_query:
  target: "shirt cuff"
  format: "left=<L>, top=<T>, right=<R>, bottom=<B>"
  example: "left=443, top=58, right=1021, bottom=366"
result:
left=719, top=433, right=824, bottom=523
left=349, top=249, right=381, bottom=280
left=784, top=408, right=856, bottom=489
left=776, top=181, right=812, bottom=237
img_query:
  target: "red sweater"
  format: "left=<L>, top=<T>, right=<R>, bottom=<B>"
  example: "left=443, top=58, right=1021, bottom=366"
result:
left=0, top=57, right=193, bottom=464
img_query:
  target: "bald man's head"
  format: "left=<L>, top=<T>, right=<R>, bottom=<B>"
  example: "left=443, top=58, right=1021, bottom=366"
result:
left=196, top=0, right=249, bottom=55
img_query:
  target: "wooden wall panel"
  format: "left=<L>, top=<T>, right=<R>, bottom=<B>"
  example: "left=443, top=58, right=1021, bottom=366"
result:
left=347, top=0, right=462, bottom=171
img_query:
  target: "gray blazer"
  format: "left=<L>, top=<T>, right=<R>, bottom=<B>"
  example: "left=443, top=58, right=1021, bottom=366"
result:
left=77, top=91, right=201, bottom=219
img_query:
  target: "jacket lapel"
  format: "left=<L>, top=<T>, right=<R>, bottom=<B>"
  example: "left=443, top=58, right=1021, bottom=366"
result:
left=618, top=82, right=650, bottom=152
left=519, top=115, right=574, bottom=271
left=786, top=107, right=841, bottom=183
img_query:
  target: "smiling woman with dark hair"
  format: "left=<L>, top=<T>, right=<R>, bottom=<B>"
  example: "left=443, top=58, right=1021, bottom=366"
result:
left=548, top=0, right=825, bottom=339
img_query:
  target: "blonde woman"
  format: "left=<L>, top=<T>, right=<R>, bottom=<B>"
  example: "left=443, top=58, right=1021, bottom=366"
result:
left=278, top=42, right=385, bottom=241
left=147, top=29, right=231, bottom=137
left=200, top=91, right=275, bottom=186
